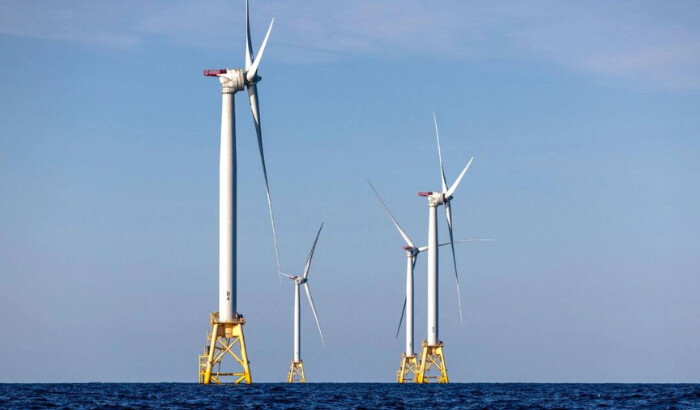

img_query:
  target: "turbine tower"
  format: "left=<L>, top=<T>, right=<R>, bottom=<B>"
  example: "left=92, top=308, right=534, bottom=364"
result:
left=416, top=115, right=474, bottom=383
left=369, top=181, right=491, bottom=383
left=281, top=224, right=326, bottom=383
left=368, top=181, right=420, bottom=382
left=198, top=0, right=278, bottom=385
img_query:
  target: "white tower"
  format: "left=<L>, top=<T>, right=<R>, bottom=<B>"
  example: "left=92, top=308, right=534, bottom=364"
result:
left=416, top=115, right=474, bottom=383
left=199, top=1, right=277, bottom=385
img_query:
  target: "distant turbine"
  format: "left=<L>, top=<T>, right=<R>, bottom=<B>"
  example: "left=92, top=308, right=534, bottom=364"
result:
left=416, top=114, right=475, bottom=383
left=281, top=223, right=326, bottom=383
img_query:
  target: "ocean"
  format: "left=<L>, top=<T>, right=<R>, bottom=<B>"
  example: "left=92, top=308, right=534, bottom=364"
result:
left=1, top=383, right=698, bottom=409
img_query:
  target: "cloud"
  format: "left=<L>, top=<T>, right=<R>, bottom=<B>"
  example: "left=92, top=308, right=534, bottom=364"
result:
left=504, top=2, right=700, bottom=91
left=0, top=1, right=145, bottom=48
left=1, top=0, right=699, bottom=90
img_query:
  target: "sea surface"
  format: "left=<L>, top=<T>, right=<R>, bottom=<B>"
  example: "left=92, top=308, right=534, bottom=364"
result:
left=1, top=383, right=698, bottom=409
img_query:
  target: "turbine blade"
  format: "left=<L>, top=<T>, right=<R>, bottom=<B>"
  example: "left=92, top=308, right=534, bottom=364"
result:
left=247, top=18, right=274, bottom=82
left=445, top=201, right=464, bottom=323
left=446, top=157, right=473, bottom=198
left=441, top=238, right=494, bottom=247
left=280, top=273, right=295, bottom=280
left=395, top=297, right=406, bottom=339
left=367, top=180, right=415, bottom=248
left=303, top=223, right=324, bottom=279
left=304, top=282, right=325, bottom=348
left=245, top=0, right=253, bottom=70
left=247, top=83, right=281, bottom=277
left=434, top=113, right=448, bottom=193
left=416, top=239, right=494, bottom=253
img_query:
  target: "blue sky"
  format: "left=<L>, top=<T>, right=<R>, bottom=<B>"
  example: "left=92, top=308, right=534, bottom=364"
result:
left=1, top=1, right=698, bottom=382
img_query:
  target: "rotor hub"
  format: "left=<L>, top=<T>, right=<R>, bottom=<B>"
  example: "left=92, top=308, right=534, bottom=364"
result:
left=403, top=246, right=419, bottom=256
left=245, top=72, right=261, bottom=86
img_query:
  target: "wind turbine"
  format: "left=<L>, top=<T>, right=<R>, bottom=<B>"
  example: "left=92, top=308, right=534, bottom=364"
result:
left=199, top=0, right=278, bottom=385
left=416, top=114, right=474, bottom=383
left=281, top=223, right=326, bottom=383
left=368, top=181, right=491, bottom=383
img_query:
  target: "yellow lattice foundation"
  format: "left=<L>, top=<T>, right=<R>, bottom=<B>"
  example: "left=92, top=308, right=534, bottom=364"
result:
left=416, top=340, right=449, bottom=383
left=287, top=360, right=306, bottom=383
left=396, top=353, right=418, bottom=383
left=198, top=312, right=252, bottom=384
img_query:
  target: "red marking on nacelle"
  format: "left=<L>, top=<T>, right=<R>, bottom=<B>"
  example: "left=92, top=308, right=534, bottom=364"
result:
left=204, top=69, right=227, bottom=76
left=403, top=246, right=413, bottom=251
left=418, top=192, right=433, bottom=197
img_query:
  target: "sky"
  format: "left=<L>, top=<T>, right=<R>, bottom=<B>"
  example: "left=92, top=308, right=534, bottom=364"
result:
left=1, top=0, right=699, bottom=383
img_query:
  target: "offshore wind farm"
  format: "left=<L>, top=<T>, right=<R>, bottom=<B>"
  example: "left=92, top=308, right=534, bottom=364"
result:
left=2, top=0, right=699, bottom=405
left=368, top=179, right=493, bottom=383
left=194, top=1, right=490, bottom=384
